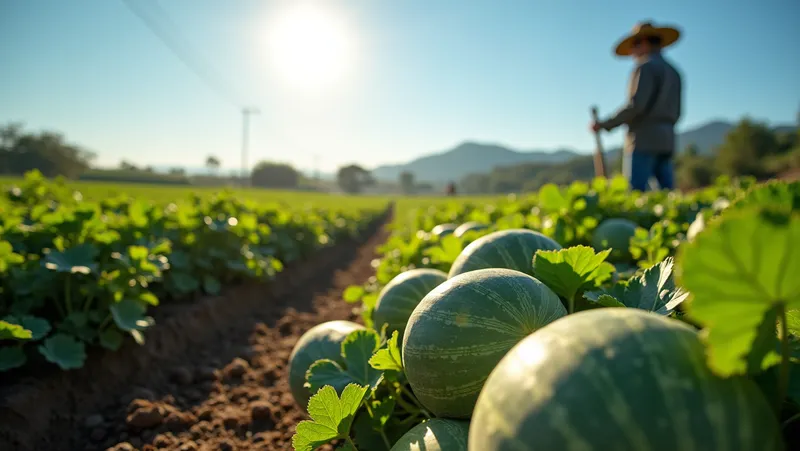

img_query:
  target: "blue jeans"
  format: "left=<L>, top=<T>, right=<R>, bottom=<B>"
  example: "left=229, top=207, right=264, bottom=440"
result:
left=623, top=151, right=675, bottom=191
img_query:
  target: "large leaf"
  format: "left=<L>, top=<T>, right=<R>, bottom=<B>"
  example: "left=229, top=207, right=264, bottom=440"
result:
left=292, top=384, right=368, bottom=451
left=38, top=334, right=86, bottom=370
left=0, top=346, right=27, bottom=371
left=532, top=246, right=615, bottom=303
left=110, top=299, right=155, bottom=332
left=677, top=208, right=800, bottom=376
left=306, top=329, right=383, bottom=395
left=42, top=243, right=98, bottom=274
left=0, top=320, right=32, bottom=340
left=584, top=257, right=689, bottom=315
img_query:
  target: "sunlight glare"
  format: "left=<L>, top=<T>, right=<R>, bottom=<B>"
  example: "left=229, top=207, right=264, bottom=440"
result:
left=266, top=3, right=355, bottom=91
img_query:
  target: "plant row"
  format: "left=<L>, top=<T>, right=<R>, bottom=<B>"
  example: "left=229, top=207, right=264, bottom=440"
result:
left=0, top=171, right=385, bottom=372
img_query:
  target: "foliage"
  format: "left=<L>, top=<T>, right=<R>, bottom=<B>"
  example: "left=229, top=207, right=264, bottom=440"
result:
left=0, top=122, right=95, bottom=179
left=0, top=170, right=383, bottom=372
left=294, top=176, right=800, bottom=450
left=399, top=171, right=415, bottom=195
left=251, top=161, right=300, bottom=189
left=337, top=165, right=375, bottom=194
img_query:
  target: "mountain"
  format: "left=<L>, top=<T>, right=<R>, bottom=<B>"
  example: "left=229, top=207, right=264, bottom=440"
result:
left=370, top=120, right=797, bottom=182
left=370, top=142, right=580, bottom=182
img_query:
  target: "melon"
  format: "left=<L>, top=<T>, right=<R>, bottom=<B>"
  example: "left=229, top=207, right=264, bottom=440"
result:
left=288, top=320, right=364, bottom=410
left=453, top=221, right=487, bottom=238
left=373, top=268, right=448, bottom=338
left=402, top=268, right=567, bottom=419
left=448, top=228, right=561, bottom=278
left=390, top=418, right=470, bottom=451
left=591, top=218, right=638, bottom=262
left=431, top=223, right=457, bottom=237
left=469, top=308, right=783, bottom=451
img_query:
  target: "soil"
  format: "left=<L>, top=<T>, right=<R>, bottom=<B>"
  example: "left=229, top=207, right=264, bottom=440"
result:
left=0, top=207, right=392, bottom=451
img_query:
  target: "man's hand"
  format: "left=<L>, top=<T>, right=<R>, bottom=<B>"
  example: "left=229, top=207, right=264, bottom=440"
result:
left=590, top=121, right=603, bottom=133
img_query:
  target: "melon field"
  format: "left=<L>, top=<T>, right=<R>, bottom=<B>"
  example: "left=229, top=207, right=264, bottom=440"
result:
left=1, top=171, right=799, bottom=451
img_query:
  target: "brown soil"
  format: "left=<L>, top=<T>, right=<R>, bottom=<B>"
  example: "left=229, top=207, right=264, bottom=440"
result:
left=0, top=207, right=392, bottom=451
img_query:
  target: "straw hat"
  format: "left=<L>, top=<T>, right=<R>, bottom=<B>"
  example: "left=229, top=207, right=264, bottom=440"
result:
left=614, top=21, right=681, bottom=56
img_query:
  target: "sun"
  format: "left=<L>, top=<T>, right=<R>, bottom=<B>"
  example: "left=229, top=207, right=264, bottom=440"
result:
left=266, top=3, right=355, bottom=91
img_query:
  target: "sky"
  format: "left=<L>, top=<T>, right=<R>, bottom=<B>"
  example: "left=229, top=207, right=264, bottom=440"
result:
left=1, top=0, right=798, bottom=174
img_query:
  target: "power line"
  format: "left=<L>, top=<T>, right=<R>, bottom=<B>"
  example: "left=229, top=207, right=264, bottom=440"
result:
left=121, top=0, right=243, bottom=108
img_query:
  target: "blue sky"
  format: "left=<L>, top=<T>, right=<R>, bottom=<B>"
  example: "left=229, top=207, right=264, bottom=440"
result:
left=1, top=0, right=798, bottom=173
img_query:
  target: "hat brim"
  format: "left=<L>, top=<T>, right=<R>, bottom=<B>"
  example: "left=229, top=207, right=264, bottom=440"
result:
left=614, top=27, right=680, bottom=56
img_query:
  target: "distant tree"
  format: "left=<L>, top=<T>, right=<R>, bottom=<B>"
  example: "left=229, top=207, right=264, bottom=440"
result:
left=715, top=118, right=780, bottom=178
left=415, top=182, right=434, bottom=193
left=205, top=155, right=221, bottom=175
left=119, top=160, right=139, bottom=171
left=336, top=164, right=374, bottom=194
left=0, top=123, right=95, bottom=178
left=168, top=167, right=186, bottom=175
left=251, top=161, right=299, bottom=188
left=144, top=165, right=154, bottom=172
left=683, top=143, right=700, bottom=157
left=399, top=171, right=415, bottom=194
left=460, top=173, right=491, bottom=194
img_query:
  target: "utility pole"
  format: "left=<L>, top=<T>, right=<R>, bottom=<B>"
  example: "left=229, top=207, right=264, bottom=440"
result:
left=241, top=107, right=260, bottom=187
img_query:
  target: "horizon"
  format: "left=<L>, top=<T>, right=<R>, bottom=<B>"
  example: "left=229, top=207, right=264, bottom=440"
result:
left=1, top=0, right=798, bottom=174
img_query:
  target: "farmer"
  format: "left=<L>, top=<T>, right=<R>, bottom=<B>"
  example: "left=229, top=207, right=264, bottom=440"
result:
left=590, top=21, right=683, bottom=191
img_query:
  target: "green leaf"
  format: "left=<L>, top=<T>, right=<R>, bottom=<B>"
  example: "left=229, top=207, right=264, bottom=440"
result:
left=37, top=334, right=86, bottom=370
left=306, top=330, right=383, bottom=395
left=538, top=184, right=569, bottom=211
left=677, top=209, right=800, bottom=376
left=425, top=235, right=463, bottom=264
left=99, top=328, right=124, bottom=351
left=0, top=320, right=32, bottom=340
left=203, top=275, right=221, bottom=295
left=532, top=245, right=615, bottom=301
left=0, top=346, right=27, bottom=371
left=42, top=244, right=98, bottom=274
left=369, top=397, right=395, bottom=429
left=0, top=241, right=24, bottom=273
left=343, top=285, right=365, bottom=303
left=369, top=330, right=403, bottom=372
left=110, top=299, right=155, bottom=332
left=292, top=384, right=368, bottom=451
left=138, top=291, right=160, bottom=306
left=584, top=257, right=689, bottom=315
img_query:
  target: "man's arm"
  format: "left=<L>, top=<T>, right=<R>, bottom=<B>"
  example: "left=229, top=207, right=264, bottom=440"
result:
left=598, top=62, right=656, bottom=131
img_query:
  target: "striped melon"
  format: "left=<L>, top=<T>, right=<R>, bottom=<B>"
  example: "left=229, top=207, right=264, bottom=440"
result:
left=448, top=228, right=562, bottom=278
left=453, top=221, right=488, bottom=238
left=402, top=268, right=567, bottom=419
left=469, top=308, right=784, bottom=451
left=288, top=320, right=364, bottom=410
left=373, top=268, right=448, bottom=338
left=591, top=218, right=638, bottom=262
left=390, top=418, right=470, bottom=451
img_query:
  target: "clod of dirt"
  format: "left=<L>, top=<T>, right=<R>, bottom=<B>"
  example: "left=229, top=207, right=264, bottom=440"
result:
left=152, top=433, right=174, bottom=448
left=110, top=443, right=135, bottom=451
left=126, top=401, right=166, bottom=429
left=84, top=413, right=104, bottom=428
left=223, top=358, right=250, bottom=379
left=163, top=410, right=197, bottom=432
left=178, top=441, right=199, bottom=451
left=250, top=402, right=274, bottom=421
left=171, top=366, right=194, bottom=385
left=218, top=439, right=236, bottom=451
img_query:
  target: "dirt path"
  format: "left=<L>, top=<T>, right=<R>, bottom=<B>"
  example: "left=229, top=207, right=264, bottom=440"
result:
left=76, top=220, right=388, bottom=451
left=0, top=209, right=390, bottom=451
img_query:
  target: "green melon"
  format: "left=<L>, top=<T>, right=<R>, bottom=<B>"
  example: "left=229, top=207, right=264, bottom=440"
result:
left=373, top=268, right=448, bottom=338
left=469, top=308, right=783, bottom=451
left=402, top=268, right=567, bottom=419
left=390, top=418, right=470, bottom=451
left=448, top=228, right=562, bottom=278
left=431, top=223, right=458, bottom=237
left=288, top=320, right=364, bottom=410
left=453, top=221, right=488, bottom=238
left=591, top=218, right=638, bottom=262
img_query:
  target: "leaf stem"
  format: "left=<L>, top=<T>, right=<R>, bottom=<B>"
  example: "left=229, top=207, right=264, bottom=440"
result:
left=82, top=294, right=94, bottom=313
left=363, top=402, right=391, bottom=450
left=777, top=304, right=790, bottom=415
left=64, top=276, right=73, bottom=315
left=98, top=313, right=112, bottom=331
left=782, top=412, right=800, bottom=430
left=399, top=384, right=432, bottom=419
left=345, top=436, right=359, bottom=451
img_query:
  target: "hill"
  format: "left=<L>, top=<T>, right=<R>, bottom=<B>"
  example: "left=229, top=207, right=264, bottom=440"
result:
left=370, top=120, right=796, bottom=183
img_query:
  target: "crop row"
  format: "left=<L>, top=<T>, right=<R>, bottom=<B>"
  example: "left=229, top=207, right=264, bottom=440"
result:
left=288, top=175, right=800, bottom=451
left=0, top=171, right=385, bottom=373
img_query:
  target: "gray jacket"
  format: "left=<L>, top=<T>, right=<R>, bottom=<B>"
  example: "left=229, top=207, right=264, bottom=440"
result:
left=599, top=52, right=683, bottom=154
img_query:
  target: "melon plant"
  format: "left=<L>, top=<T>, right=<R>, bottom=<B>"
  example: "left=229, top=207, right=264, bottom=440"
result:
left=453, top=221, right=487, bottom=238
left=469, top=308, right=783, bottom=451
left=390, top=418, right=470, bottom=451
left=373, top=268, right=448, bottom=338
left=448, top=228, right=562, bottom=278
left=591, top=218, right=638, bottom=262
left=288, top=320, right=365, bottom=410
left=402, top=268, right=566, bottom=418
left=431, top=223, right=457, bottom=237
